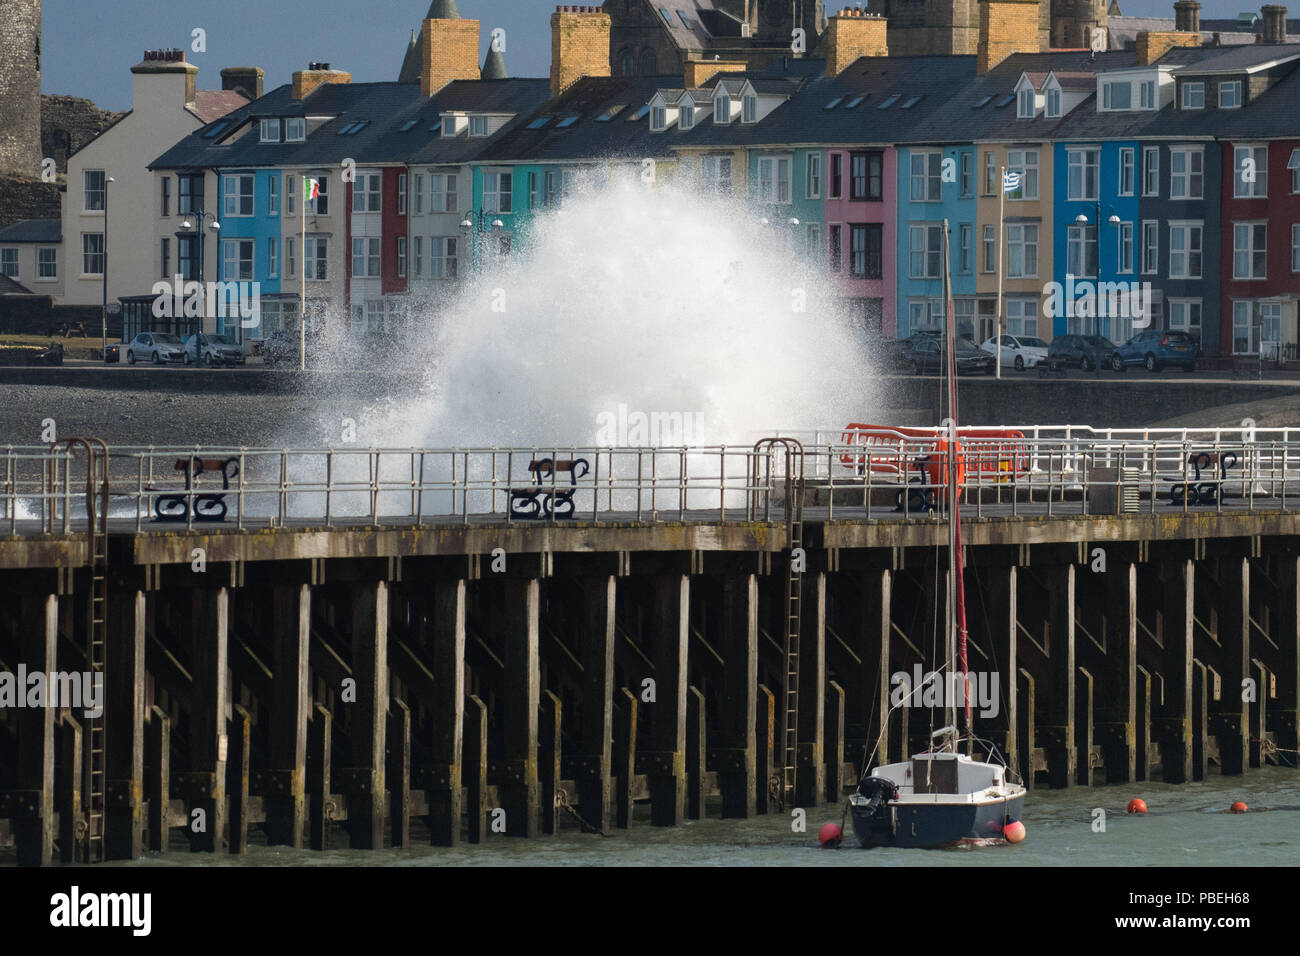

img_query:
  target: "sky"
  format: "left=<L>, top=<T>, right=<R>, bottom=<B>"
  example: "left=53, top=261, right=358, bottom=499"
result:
left=43, top=0, right=1244, bottom=112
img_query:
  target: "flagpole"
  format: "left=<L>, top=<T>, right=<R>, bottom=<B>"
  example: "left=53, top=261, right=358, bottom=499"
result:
left=995, top=164, right=1006, bottom=380
left=300, top=175, right=306, bottom=372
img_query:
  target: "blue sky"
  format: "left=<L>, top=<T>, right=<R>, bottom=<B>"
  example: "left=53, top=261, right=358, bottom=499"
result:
left=45, top=0, right=1223, bottom=111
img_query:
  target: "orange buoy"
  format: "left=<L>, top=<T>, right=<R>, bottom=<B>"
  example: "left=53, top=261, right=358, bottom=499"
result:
left=818, top=822, right=843, bottom=848
left=1230, top=801, right=1248, bottom=813
left=1127, top=798, right=1147, bottom=814
left=1003, top=820, right=1026, bottom=843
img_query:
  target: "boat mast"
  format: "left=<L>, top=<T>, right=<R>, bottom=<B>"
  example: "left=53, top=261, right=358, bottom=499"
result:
left=940, top=219, right=972, bottom=746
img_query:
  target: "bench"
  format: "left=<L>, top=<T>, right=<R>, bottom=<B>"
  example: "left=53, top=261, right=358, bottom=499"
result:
left=56, top=321, right=86, bottom=338
left=154, top=456, right=240, bottom=522
left=1165, top=451, right=1238, bottom=506
left=1036, top=357, right=1067, bottom=378
left=509, top=458, right=590, bottom=520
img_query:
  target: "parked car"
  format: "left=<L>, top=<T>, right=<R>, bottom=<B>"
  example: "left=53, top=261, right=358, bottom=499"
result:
left=900, top=335, right=996, bottom=375
left=1046, top=334, right=1118, bottom=371
left=980, top=334, right=1050, bottom=371
left=104, top=340, right=127, bottom=364
left=124, top=332, right=186, bottom=365
left=184, top=332, right=246, bottom=367
left=1110, top=329, right=1200, bottom=372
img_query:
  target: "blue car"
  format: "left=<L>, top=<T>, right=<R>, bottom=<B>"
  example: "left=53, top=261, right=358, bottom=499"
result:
left=1109, top=329, right=1200, bottom=372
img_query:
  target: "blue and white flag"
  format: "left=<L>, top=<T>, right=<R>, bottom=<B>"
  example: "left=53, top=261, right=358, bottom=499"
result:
left=1002, top=169, right=1023, bottom=192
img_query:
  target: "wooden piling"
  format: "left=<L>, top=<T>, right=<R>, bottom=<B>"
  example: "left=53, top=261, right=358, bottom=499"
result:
left=1157, top=559, right=1194, bottom=784
left=575, top=575, right=615, bottom=832
left=388, top=697, right=411, bottom=848
left=1192, top=660, right=1208, bottom=782
left=106, top=589, right=146, bottom=860
left=307, top=704, right=332, bottom=851
left=1214, top=557, right=1249, bottom=775
left=1097, top=562, right=1136, bottom=783
left=1017, top=667, right=1036, bottom=788
left=14, top=591, right=57, bottom=866
left=348, top=580, right=388, bottom=849
left=1075, top=667, right=1094, bottom=786
left=686, top=685, right=705, bottom=819
left=58, top=713, right=82, bottom=863
left=1043, top=565, right=1076, bottom=788
left=266, top=583, right=310, bottom=848
left=227, top=704, right=251, bottom=854
left=1272, top=555, right=1299, bottom=758
left=465, top=693, right=487, bottom=843
left=540, top=690, right=561, bottom=835
left=756, top=683, right=774, bottom=814
left=1136, top=665, right=1152, bottom=782
left=985, top=565, right=1018, bottom=776
left=145, top=705, right=169, bottom=853
left=615, top=687, right=638, bottom=828
left=719, top=574, right=757, bottom=818
left=648, top=574, right=689, bottom=827
left=188, top=586, right=229, bottom=852
left=864, top=570, right=892, bottom=767
left=796, top=571, right=826, bottom=808
left=826, top=680, right=845, bottom=802
left=429, top=579, right=466, bottom=846
left=501, top=578, right=540, bottom=837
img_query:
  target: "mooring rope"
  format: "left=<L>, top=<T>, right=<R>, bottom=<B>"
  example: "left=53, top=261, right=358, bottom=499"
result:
left=554, top=787, right=611, bottom=836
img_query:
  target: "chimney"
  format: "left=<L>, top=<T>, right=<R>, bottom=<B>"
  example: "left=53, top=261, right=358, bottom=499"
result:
left=420, top=13, right=481, bottom=96
left=1174, top=0, right=1201, bottom=32
left=221, top=66, right=264, bottom=101
left=550, top=6, right=612, bottom=97
left=824, top=8, right=888, bottom=78
left=684, top=58, right=748, bottom=88
left=977, top=0, right=1042, bottom=76
left=1261, top=4, right=1288, bottom=42
left=1135, top=30, right=1200, bottom=65
left=292, top=63, right=352, bottom=100
left=131, top=49, right=199, bottom=109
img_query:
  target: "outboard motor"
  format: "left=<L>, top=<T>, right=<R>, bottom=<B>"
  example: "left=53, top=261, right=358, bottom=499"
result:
left=855, top=776, right=899, bottom=817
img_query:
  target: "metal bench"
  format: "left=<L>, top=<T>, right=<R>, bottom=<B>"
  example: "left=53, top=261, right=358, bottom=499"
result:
left=1165, top=451, right=1238, bottom=506
left=509, top=457, right=590, bottom=520
left=154, top=456, right=240, bottom=522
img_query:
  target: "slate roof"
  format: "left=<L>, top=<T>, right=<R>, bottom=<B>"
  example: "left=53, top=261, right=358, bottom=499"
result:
left=1214, top=60, right=1300, bottom=137
left=1159, top=42, right=1300, bottom=73
left=0, top=219, right=61, bottom=243
left=189, top=90, right=248, bottom=124
left=0, top=275, right=34, bottom=295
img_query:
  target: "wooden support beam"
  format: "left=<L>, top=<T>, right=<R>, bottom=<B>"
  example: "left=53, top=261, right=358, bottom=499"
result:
left=501, top=578, right=540, bottom=837
left=1136, top=665, right=1152, bottom=782
left=540, top=690, right=561, bottom=835
left=145, top=706, right=169, bottom=853
left=227, top=704, right=251, bottom=854
left=14, top=591, right=57, bottom=866
left=465, top=693, right=487, bottom=843
left=1192, top=660, right=1208, bottom=782
left=106, top=589, right=146, bottom=861
left=388, top=697, right=411, bottom=848
left=614, top=687, right=638, bottom=828
left=1096, top=562, right=1136, bottom=784
left=826, top=680, right=845, bottom=803
left=189, top=586, right=229, bottom=852
left=719, top=573, right=757, bottom=818
left=865, top=570, right=892, bottom=767
left=58, top=714, right=82, bottom=863
left=428, top=579, right=466, bottom=847
left=575, top=575, right=615, bottom=832
left=1075, top=667, right=1094, bottom=786
left=985, top=566, right=1018, bottom=776
left=796, top=571, right=827, bottom=808
left=307, top=704, right=331, bottom=851
left=686, top=685, right=705, bottom=819
left=1156, top=559, right=1194, bottom=784
left=348, top=580, right=388, bottom=849
left=1214, top=557, right=1249, bottom=775
left=1249, top=659, right=1268, bottom=768
left=648, top=574, right=689, bottom=827
left=1017, top=667, right=1036, bottom=788
left=266, top=583, right=310, bottom=848
left=1272, top=555, right=1300, bottom=758
left=756, top=683, right=775, bottom=814
left=1043, top=565, right=1076, bottom=788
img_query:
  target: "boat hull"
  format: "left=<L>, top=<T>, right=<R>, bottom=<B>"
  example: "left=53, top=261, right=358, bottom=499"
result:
left=851, top=794, right=1025, bottom=849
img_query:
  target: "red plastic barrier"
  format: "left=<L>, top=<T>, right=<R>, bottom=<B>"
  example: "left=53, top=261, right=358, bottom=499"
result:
left=838, top=423, right=1030, bottom=482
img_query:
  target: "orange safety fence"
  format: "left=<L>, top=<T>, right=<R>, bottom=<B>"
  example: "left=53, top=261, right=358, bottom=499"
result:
left=837, top=423, right=1031, bottom=483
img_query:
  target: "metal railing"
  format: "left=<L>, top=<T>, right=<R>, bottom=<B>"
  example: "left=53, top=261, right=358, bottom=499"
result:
left=4, top=435, right=1300, bottom=534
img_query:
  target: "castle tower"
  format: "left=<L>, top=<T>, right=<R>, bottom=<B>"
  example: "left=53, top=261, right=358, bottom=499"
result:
left=1051, top=0, right=1108, bottom=49
left=0, top=0, right=43, bottom=178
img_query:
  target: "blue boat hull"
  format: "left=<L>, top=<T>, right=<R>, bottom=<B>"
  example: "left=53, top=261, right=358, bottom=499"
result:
left=851, top=794, right=1026, bottom=848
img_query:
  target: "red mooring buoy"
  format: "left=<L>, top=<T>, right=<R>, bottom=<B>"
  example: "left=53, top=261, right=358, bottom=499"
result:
left=1003, top=820, right=1026, bottom=843
left=1127, top=798, right=1147, bottom=814
left=1230, top=801, right=1248, bottom=813
left=818, top=822, right=843, bottom=848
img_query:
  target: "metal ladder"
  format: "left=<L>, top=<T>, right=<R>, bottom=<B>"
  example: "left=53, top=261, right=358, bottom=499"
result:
left=62, top=439, right=110, bottom=862
left=752, top=438, right=805, bottom=807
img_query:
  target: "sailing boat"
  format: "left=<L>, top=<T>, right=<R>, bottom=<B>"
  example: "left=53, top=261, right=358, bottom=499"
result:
left=848, top=218, right=1027, bottom=848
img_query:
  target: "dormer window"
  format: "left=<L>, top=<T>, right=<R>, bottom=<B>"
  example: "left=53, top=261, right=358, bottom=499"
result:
left=1017, top=89, right=1035, bottom=118
left=1102, top=80, right=1131, bottom=111
left=714, top=96, right=730, bottom=124
left=680, top=103, right=695, bottom=130
left=442, top=116, right=458, bottom=136
left=1219, top=80, right=1242, bottom=109
left=470, top=115, right=489, bottom=136
left=260, top=119, right=281, bottom=142
left=1046, top=86, right=1061, bottom=118
left=650, top=105, right=667, bottom=131
left=285, top=118, right=305, bottom=142
left=1181, top=82, right=1204, bottom=109
left=742, top=93, right=757, bottom=123
left=1140, top=80, right=1155, bottom=109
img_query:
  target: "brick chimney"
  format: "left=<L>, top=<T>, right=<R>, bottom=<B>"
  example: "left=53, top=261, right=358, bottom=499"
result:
left=824, top=7, right=888, bottom=77
left=292, top=63, right=352, bottom=100
left=550, top=6, right=612, bottom=97
left=1261, top=4, right=1288, bottom=42
left=131, top=49, right=198, bottom=111
left=1135, top=30, right=1200, bottom=65
left=420, top=14, right=480, bottom=96
left=221, top=66, right=264, bottom=101
left=684, top=58, right=748, bottom=88
left=1174, top=0, right=1201, bottom=32
left=977, top=0, right=1042, bottom=75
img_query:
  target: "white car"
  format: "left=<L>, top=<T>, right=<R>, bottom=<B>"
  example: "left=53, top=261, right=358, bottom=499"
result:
left=980, top=334, right=1050, bottom=371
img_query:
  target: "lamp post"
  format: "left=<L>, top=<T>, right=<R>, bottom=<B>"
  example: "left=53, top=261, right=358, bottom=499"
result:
left=179, top=210, right=221, bottom=340
left=101, top=176, right=114, bottom=361
left=1074, top=204, right=1121, bottom=378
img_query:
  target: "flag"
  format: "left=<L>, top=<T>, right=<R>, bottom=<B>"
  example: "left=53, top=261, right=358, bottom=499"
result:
left=303, top=177, right=321, bottom=202
left=1002, top=169, right=1023, bottom=193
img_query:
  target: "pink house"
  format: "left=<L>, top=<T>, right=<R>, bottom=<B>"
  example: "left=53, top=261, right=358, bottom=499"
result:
left=821, top=145, right=899, bottom=337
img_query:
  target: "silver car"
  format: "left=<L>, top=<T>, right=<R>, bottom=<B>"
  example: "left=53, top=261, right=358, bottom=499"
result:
left=184, top=332, right=246, bottom=367
left=125, top=332, right=186, bottom=365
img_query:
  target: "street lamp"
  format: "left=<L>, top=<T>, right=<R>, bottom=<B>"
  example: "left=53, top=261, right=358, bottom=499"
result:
left=178, top=211, right=221, bottom=339
left=1074, top=205, right=1122, bottom=378
left=101, top=176, right=114, bottom=361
